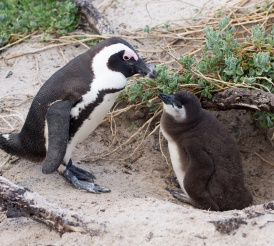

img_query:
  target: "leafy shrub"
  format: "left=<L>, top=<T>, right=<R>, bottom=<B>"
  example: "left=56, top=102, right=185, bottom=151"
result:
left=0, top=0, right=78, bottom=47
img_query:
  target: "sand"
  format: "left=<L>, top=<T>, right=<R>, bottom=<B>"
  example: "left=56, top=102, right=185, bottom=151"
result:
left=1, top=0, right=274, bottom=245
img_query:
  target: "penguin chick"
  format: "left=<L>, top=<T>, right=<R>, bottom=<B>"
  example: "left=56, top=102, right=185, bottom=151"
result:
left=158, top=91, right=252, bottom=211
left=0, top=38, right=157, bottom=193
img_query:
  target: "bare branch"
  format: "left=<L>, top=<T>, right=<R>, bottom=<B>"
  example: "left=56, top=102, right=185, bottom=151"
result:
left=201, top=88, right=274, bottom=113
left=0, top=176, right=102, bottom=235
left=71, top=0, right=117, bottom=35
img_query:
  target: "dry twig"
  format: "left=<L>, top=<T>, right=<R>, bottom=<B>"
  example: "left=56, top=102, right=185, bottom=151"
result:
left=0, top=176, right=102, bottom=235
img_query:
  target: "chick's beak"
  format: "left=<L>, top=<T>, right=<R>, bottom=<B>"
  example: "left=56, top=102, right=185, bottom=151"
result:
left=158, top=93, right=175, bottom=105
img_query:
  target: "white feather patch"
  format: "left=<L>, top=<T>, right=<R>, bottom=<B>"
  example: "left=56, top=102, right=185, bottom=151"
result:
left=161, top=127, right=189, bottom=197
left=2, top=134, right=10, bottom=141
left=163, top=103, right=186, bottom=122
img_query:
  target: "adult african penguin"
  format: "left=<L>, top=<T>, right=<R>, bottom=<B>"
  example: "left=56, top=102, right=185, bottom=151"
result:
left=158, top=91, right=252, bottom=211
left=0, top=38, right=157, bottom=193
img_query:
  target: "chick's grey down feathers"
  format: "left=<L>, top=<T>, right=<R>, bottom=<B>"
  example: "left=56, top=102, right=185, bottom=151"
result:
left=160, top=91, right=252, bottom=211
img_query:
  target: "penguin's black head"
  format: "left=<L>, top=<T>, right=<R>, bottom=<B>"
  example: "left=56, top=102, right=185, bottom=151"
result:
left=158, top=90, right=202, bottom=122
left=88, top=38, right=157, bottom=91
left=91, top=38, right=157, bottom=80
left=108, top=50, right=157, bottom=78
left=105, top=38, right=157, bottom=78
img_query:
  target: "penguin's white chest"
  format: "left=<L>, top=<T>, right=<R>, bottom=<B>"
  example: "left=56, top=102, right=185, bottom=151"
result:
left=63, top=91, right=120, bottom=163
left=74, top=92, right=119, bottom=141
left=161, top=127, right=189, bottom=196
left=73, top=92, right=119, bottom=140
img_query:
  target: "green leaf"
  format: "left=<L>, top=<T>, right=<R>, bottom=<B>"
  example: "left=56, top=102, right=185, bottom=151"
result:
left=180, top=55, right=195, bottom=70
left=251, top=25, right=266, bottom=47
left=197, top=61, right=208, bottom=73
left=252, top=52, right=271, bottom=76
left=144, top=25, right=152, bottom=33
left=223, top=56, right=243, bottom=80
left=218, top=16, right=229, bottom=30
left=254, top=112, right=274, bottom=128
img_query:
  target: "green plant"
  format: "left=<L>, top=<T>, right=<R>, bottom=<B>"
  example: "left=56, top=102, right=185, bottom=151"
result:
left=252, top=52, right=271, bottom=75
left=180, top=18, right=273, bottom=96
left=119, top=65, right=189, bottom=109
left=144, top=25, right=152, bottom=33
left=0, top=0, right=79, bottom=47
left=251, top=24, right=266, bottom=48
left=162, top=22, right=170, bottom=29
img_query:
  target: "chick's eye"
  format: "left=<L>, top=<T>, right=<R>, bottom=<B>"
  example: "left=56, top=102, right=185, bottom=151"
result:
left=174, top=101, right=182, bottom=108
left=123, top=55, right=130, bottom=61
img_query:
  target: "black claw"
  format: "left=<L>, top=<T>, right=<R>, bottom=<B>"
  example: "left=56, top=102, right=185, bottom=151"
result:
left=62, top=166, right=110, bottom=193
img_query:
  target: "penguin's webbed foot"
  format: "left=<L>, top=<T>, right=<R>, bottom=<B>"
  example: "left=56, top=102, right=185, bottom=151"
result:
left=67, top=161, right=96, bottom=181
left=62, top=167, right=110, bottom=193
left=60, top=160, right=110, bottom=193
left=167, top=188, right=192, bottom=205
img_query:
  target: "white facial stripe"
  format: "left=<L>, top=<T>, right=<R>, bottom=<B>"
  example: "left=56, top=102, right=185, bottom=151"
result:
left=93, top=43, right=137, bottom=72
left=71, top=43, right=133, bottom=119
left=164, top=104, right=175, bottom=117
left=163, top=103, right=186, bottom=122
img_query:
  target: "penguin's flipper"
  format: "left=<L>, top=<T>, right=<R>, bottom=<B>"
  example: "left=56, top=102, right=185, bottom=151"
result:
left=42, top=100, right=73, bottom=174
left=61, top=162, right=110, bottom=193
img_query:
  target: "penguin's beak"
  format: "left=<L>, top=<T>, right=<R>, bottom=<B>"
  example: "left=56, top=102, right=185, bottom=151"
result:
left=158, top=93, right=175, bottom=105
left=158, top=93, right=182, bottom=108
left=135, top=59, right=157, bottom=78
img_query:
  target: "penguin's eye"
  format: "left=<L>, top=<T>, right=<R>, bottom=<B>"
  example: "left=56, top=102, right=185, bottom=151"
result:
left=123, top=55, right=130, bottom=61
left=174, top=101, right=182, bottom=109
left=122, top=50, right=138, bottom=61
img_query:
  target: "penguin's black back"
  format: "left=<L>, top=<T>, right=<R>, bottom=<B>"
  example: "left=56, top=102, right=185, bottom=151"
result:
left=24, top=52, right=94, bottom=159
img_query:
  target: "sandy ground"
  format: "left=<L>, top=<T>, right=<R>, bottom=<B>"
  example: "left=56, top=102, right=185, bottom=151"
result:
left=1, top=0, right=274, bottom=245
